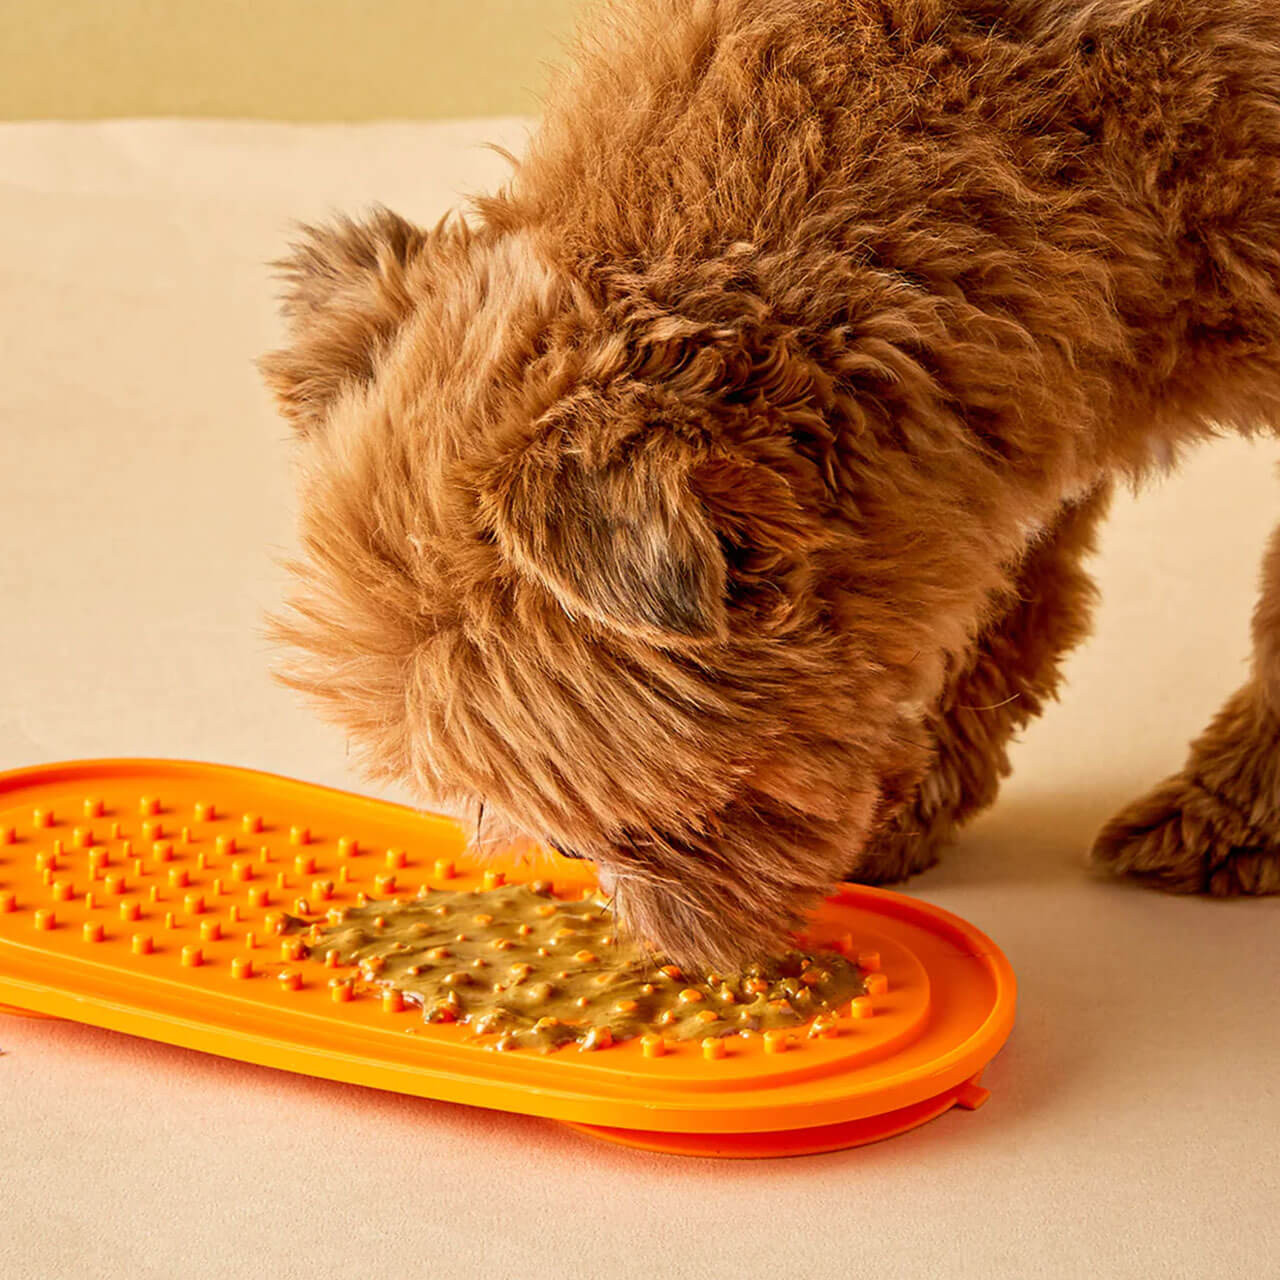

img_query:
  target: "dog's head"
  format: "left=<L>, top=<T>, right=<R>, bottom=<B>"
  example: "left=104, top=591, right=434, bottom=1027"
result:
left=261, top=209, right=928, bottom=966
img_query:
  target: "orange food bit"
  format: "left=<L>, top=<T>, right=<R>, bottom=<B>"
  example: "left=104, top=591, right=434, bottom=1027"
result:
left=702, top=1037, right=726, bottom=1060
left=864, top=973, right=889, bottom=996
left=660, top=965, right=683, bottom=981
left=857, top=950, right=881, bottom=973
left=641, top=1034, right=665, bottom=1058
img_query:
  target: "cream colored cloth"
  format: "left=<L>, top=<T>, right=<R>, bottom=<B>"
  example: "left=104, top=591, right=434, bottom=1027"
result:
left=0, top=121, right=1276, bottom=1280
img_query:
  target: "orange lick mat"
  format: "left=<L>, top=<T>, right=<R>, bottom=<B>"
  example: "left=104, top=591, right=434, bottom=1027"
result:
left=0, top=759, right=1016, bottom=1158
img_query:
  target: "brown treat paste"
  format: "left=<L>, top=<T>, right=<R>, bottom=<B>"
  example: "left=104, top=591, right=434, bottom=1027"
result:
left=291, top=881, right=866, bottom=1052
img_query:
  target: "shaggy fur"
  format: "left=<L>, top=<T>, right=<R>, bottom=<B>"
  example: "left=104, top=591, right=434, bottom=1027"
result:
left=262, top=0, right=1280, bottom=966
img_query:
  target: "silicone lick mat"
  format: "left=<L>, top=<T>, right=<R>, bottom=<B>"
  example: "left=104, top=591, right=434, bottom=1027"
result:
left=0, top=759, right=1016, bottom=1158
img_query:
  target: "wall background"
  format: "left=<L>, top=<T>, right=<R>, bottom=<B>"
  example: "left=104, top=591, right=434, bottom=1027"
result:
left=0, top=0, right=582, bottom=120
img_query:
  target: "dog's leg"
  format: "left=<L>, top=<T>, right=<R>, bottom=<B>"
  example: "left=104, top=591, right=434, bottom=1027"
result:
left=1091, top=524, right=1280, bottom=895
left=854, top=483, right=1111, bottom=884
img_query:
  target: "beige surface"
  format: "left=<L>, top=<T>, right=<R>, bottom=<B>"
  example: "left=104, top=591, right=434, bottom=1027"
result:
left=1, top=119, right=1277, bottom=1280
left=0, top=1, right=580, bottom=121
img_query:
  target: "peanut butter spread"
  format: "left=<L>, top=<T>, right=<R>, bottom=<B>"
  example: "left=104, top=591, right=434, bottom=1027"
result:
left=292, top=881, right=867, bottom=1052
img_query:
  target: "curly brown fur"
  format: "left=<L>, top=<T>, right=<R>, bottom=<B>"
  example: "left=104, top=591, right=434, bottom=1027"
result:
left=1092, top=522, right=1280, bottom=895
left=262, top=0, right=1280, bottom=967
left=861, top=480, right=1111, bottom=883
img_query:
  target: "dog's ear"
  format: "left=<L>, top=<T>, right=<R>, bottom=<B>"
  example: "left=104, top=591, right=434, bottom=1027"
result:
left=259, top=207, right=430, bottom=436
left=478, top=393, right=729, bottom=644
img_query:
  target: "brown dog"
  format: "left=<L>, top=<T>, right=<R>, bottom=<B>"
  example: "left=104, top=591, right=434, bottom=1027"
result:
left=261, top=0, right=1280, bottom=967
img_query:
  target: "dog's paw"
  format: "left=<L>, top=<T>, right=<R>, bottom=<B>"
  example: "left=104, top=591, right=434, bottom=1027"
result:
left=1091, top=772, right=1280, bottom=896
